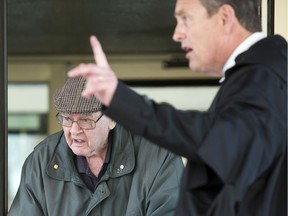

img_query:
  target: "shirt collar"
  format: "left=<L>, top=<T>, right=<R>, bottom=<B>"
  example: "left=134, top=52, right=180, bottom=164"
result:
left=219, top=32, right=266, bottom=83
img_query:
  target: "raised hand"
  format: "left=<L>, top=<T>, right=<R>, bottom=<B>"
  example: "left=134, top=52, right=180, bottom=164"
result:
left=68, top=35, right=118, bottom=106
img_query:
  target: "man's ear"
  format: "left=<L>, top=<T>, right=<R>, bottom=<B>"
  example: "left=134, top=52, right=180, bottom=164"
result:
left=218, top=4, right=237, bottom=33
left=109, top=120, right=117, bottom=130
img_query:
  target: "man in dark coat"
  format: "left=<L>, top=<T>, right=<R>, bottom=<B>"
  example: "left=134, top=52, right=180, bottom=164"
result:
left=68, top=0, right=287, bottom=215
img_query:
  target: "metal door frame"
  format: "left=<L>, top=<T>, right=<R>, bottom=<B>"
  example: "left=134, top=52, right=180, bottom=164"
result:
left=0, top=0, right=8, bottom=215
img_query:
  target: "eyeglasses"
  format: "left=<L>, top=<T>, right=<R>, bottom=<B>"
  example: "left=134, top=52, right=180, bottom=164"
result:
left=56, top=113, right=104, bottom=130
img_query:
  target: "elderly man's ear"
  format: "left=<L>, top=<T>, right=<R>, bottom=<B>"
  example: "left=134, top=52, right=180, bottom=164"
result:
left=109, top=119, right=117, bottom=130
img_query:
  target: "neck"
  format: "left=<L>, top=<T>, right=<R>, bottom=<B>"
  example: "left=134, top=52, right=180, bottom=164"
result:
left=86, top=150, right=107, bottom=177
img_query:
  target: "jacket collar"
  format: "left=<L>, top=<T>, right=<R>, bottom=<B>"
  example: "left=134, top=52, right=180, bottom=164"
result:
left=103, top=125, right=135, bottom=179
left=225, top=35, right=287, bottom=83
left=220, top=32, right=265, bottom=83
left=46, top=125, right=135, bottom=182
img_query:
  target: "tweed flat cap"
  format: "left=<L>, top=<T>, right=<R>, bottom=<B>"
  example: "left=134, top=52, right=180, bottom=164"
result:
left=53, top=76, right=102, bottom=114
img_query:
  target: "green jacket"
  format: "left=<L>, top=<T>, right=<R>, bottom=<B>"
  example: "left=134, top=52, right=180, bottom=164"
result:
left=8, top=125, right=184, bottom=216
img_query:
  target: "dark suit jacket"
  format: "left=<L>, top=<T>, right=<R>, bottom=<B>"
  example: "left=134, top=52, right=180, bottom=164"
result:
left=104, top=35, right=287, bottom=216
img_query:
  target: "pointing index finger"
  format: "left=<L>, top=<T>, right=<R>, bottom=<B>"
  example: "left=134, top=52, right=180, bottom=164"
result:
left=90, top=35, right=109, bottom=68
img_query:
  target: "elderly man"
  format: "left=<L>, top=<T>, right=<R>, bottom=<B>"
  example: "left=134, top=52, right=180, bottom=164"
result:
left=8, top=76, right=184, bottom=216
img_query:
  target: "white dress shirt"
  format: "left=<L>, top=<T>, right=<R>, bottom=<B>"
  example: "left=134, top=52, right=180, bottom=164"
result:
left=219, top=32, right=266, bottom=83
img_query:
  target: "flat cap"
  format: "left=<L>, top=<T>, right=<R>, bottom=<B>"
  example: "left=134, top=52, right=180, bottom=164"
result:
left=53, top=76, right=102, bottom=114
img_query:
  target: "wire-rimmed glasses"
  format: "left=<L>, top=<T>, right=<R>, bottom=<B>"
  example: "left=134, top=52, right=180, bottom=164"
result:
left=56, top=113, right=104, bottom=130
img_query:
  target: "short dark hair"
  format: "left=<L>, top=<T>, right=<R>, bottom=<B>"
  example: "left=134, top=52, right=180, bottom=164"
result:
left=199, top=0, right=262, bottom=32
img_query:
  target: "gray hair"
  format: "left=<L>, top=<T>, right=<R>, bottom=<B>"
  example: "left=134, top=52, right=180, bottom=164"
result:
left=199, top=0, right=262, bottom=32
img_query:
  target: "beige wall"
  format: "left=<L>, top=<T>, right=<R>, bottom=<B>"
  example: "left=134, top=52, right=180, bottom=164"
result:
left=275, top=0, right=287, bottom=40
left=8, top=55, right=214, bottom=134
left=261, top=0, right=287, bottom=39
left=8, top=61, right=67, bottom=134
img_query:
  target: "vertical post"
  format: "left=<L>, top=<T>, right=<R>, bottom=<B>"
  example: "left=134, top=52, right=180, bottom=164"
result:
left=267, top=0, right=275, bottom=35
left=0, top=0, right=8, bottom=215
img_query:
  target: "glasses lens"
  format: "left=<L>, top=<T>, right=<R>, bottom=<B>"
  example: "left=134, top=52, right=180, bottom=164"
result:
left=55, top=114, right=101, bottom=130
left=62, top=117, right=73, bottom=127
left=56, top=114, right=72, bottom=127
left=56, top=114, right=63, bottom=124
left=78, top=119, right=95, bottom=129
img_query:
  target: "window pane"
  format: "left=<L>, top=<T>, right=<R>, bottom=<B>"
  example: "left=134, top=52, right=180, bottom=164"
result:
left=8, top=83, right=49, bottom=209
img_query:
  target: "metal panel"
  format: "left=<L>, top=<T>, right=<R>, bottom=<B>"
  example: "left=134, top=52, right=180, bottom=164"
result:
left=0, top=0, right=8, bottom=214
left=7, top=0, right=179, bottom=55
